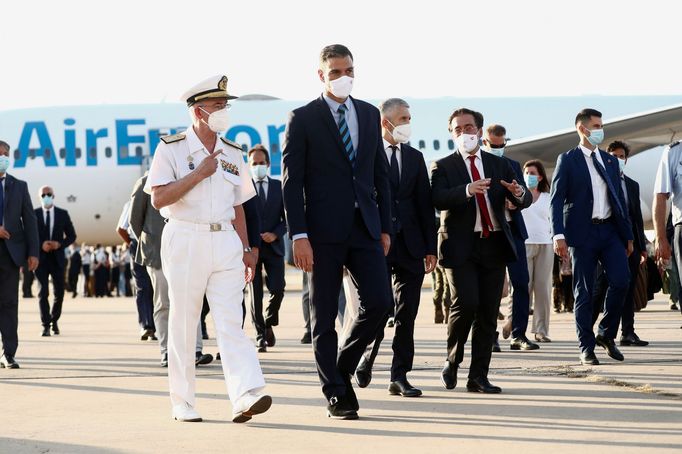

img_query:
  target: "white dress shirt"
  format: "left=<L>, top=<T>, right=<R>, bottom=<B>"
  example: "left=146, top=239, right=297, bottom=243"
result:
left=460, top=149, right=501, bottom=232
left=580, top=144, right=612, bottom=220
left=254, top=177, right=269, bottom=202
left=383, top=139, right=402, bottom=176
left=42, top=206, right=55, bottom=238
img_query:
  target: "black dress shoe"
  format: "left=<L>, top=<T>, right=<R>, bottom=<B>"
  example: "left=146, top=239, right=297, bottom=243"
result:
left=195, top=352, right=213, bottom=366
left=0, top=355, right=20, bottom=369
left=510, top=336, right=540, bottom=351
left=256, top=339, right=267, bottom=353
left=580, top=350, right=600, bottom=365
left=354, top=358, right=372, bottom=388
left=41, top=327, right=51, bottom=337
left=265, top=327, right=276, bottom=347
left=160, top=353, right=168, bottom=368
left=140, top=328, right=154, bottom=341
left=326, top=395, right=358, bottom=420
left=343, top=374, right=359, bottom=411
left=492, top=332, right=501, bottom=353
left=300, top=332, right=312, bottom=344
left=466, top=376, right=502, bottom=394
left=52, top=321, right=60, bottom=335
left=441, top=360, right=457, bottom=390
left=388, top=379, right=422, bottom=397
left=387, top=317, right=395, bottom=328
left=596, top=335, right=624, bottom=361
left=620, top=333, right=649, bottom=347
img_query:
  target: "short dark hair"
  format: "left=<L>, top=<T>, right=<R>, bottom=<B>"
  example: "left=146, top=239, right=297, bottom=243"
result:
left=486, top=124, right=506, bottom=137
left=320, top=44, right=353, bottom=65
left=248, top=144, right=270, bottom=164
left=607, top=140, right=630, bottom=157
left=0, top=140, right=9, bottom=152
left=523, top=159, right=551, bottom=193
left=575, top=108, right=602, bottom=126
left=448, top=108, right=484, bottom=132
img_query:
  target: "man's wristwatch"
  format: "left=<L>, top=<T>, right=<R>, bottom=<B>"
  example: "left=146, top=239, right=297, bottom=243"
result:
left=243, top=247, right=252, bottom=253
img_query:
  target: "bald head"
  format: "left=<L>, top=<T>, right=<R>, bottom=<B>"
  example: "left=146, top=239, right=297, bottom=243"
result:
left=39, top=186, right=54, bottom=208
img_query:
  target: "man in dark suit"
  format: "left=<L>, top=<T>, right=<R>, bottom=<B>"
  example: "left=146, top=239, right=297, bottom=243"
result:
left=483, top=124, right=539, bottom=351
left=247, top=145, right=287, bottom=353
left=67, top=245, right=82, bottom=298
left=354, top=98, right=437, bottom=397
left=282, top=44, right=393, bottom=419
left=34, top=185, right=77, bottom=337
left=592, top=141, right=649, bottom=346
left=431, top=108, right=532, bottom=394
left=0, top=140, right=39, bottom=368
left=550, top=109, right=633, bottom=365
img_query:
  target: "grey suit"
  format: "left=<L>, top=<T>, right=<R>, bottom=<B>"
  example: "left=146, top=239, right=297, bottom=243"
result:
left=129, top=175, right=202, bottom=355
left=1, top=174, right=39, bottom=358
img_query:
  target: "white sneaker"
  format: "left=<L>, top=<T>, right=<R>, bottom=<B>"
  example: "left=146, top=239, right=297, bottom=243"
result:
left=232, top=392, right=272, bottom=423
left=172, top=402, right=202, bottom=422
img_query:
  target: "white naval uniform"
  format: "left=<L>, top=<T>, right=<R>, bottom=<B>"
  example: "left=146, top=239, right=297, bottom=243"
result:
left=145, top=126, right=264, bottom=409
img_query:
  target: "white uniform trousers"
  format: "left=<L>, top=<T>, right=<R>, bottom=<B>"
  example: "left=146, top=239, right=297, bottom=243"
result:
left=161, top=221, right=266, bottom=407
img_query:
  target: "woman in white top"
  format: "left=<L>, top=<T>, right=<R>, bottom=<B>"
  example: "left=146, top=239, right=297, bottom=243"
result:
left=521, top=160, right=553, bottom=342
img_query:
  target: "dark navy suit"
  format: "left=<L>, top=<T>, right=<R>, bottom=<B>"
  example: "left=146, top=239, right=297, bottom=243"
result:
left=550, top=146, right=632, bottom=353
left=0, top=174, right=39, bottom=358
left=35, top=206, right=77, bottom=327
left=503, top=157, right=532, bottom=339
left=249, top=176, right=287, bottom=342
left=282, top=95, right=393, bottom=401
left=361, top=142, right=437, bottom=382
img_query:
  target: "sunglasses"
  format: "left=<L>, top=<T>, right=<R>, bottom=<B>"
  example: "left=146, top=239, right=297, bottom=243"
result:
left=41, top=193, right=53, bottom=198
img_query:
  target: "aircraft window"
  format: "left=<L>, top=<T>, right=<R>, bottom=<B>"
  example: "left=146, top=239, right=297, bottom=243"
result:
left=29, top=149, right=36, bottom=159
left=76, top=148, right=81, bottom=159
left=270, top=143, right=279, bottom=153
left=44, top=148, right=52, bottom=159
left=135, top=146, right=143, bottom=157
left=242, top=144, right=248, bottom=152
left=120, top=146, right=129, bottom=158
left=448, top=139, right=454, bottom=150
left=433, top=140, right=440, bottom=151
left=14, top=149, right=20, bottom=160
left=418, top=140, right=426, bottom=149
left=89, top=148, right=97, bottom=159
left=105, top=147, right=112, bottom=158
left=59, top=148, right=66, bottom=159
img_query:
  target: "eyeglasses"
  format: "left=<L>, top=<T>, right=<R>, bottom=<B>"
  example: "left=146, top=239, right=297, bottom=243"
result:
left=452, top=125, right=478, bottom=136
left=41, top=193, right=53, bottom=198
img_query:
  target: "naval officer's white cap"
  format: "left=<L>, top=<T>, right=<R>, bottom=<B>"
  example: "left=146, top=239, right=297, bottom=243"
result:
left=182, top=75, right=238, bottom=106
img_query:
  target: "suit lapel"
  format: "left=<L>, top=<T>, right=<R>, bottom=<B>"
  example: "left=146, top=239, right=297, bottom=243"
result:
left=350, top=96, right=364, bottom=164
left=452, top=151, right=472, bottom=184
left=3, top=176, right=13, bottom=219
left=573, top=147, right=594, bottom=194
left=315, top=96, right=350, bottom=165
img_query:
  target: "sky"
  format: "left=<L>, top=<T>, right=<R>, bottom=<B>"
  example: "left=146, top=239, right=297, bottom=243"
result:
left=1, top=0, right=681, bottom=110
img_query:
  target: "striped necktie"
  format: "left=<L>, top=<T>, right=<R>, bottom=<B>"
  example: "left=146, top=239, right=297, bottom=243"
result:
left=337, top=104, right=356, bottom=164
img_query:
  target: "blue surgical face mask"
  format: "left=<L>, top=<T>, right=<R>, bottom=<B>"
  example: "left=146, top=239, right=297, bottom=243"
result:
left=587, top=128, right=604, bottom=146
left=486, top=146, right=505, bottom=157
left=250, top=164, right=268, bottom=180
left=618, top=158, right=626, bottom=173
left=524, top=174, right=539, bottom=190
left=0, top=155, right=9, bottom=173
left=41, top=195, right=54, bottom=207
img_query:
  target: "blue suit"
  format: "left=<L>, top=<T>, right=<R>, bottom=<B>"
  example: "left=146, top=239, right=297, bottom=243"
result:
left=550, top=146, right=632, bottom=353
left=282, top=95, right=393, bottom=401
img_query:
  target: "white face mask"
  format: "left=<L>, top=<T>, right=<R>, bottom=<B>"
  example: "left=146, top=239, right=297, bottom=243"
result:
left=328, top=75, right=354, bottom=99
left=250, top=164, right=268, bottom=180
left=388, top=120, right=411, bottom=144
left=0, top=155, right=9, bottom=173
left=456, top=133, right=479, bottom=154
left=200, top=106, right=230, bottom=133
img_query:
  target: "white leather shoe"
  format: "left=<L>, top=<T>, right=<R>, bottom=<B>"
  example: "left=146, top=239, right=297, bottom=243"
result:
left=172, top=402, right=202, bottom=422
left=232, top=392, right=272, bottom=423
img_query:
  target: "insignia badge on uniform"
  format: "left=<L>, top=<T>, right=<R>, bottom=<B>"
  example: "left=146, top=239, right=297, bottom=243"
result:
left=187, top=155, right=195, bottom=170
left=220, top=159, right=239, bottom=176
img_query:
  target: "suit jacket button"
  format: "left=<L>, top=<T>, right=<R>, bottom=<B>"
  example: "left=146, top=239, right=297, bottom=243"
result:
left=392, top=217, right=397, bottom=221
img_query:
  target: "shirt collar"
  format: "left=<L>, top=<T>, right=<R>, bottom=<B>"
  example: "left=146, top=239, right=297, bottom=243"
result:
left=323, top=93, right=352, bottom=114
left=382, top=138, right=400, bottom=151
left=186, top=125, right=223, bottom=156
left=579, top=143, right=598, bottom=157
left=459, top=147, right=482, bottom=162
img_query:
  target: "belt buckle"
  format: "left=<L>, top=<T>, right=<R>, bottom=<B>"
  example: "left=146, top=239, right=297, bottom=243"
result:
left=209, top=223, right=221, bottom=232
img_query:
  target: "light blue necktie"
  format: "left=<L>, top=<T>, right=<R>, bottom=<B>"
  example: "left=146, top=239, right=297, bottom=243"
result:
left=337, top=104, right=356, bottom=165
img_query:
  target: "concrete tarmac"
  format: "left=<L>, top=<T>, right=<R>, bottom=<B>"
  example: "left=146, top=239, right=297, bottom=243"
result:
left=1, top=272, right=681, bottom=454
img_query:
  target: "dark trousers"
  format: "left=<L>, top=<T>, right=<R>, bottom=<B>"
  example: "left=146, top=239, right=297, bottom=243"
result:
left=445, top=232, right=507, bottom=379
left=592, top=250, right=640, bottom=336
left=22, top=267, right=34, bottom=297
left=507, top=230, right=531, bottom=338
left=673, top=225, right=682, bottom=316
left=36, top=255, right=66, bottom=327
left=110, top=267, right=121, bottom=296
left=302, top=271, right=346, bottom=333
left=248, top=249, right=285, bottom=342
left=67, top=269, right=79, bottom=296
left=362, top=233, right=424, bottom=381
left=132, top=260, right=154, bottom=330
left=570, top=222, right=629, bottom=353
left=82, top=265, right=91, bottom=296
left=310, top=212, right=392, bottom=400
left=0, top=241, right=20, bottom=357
